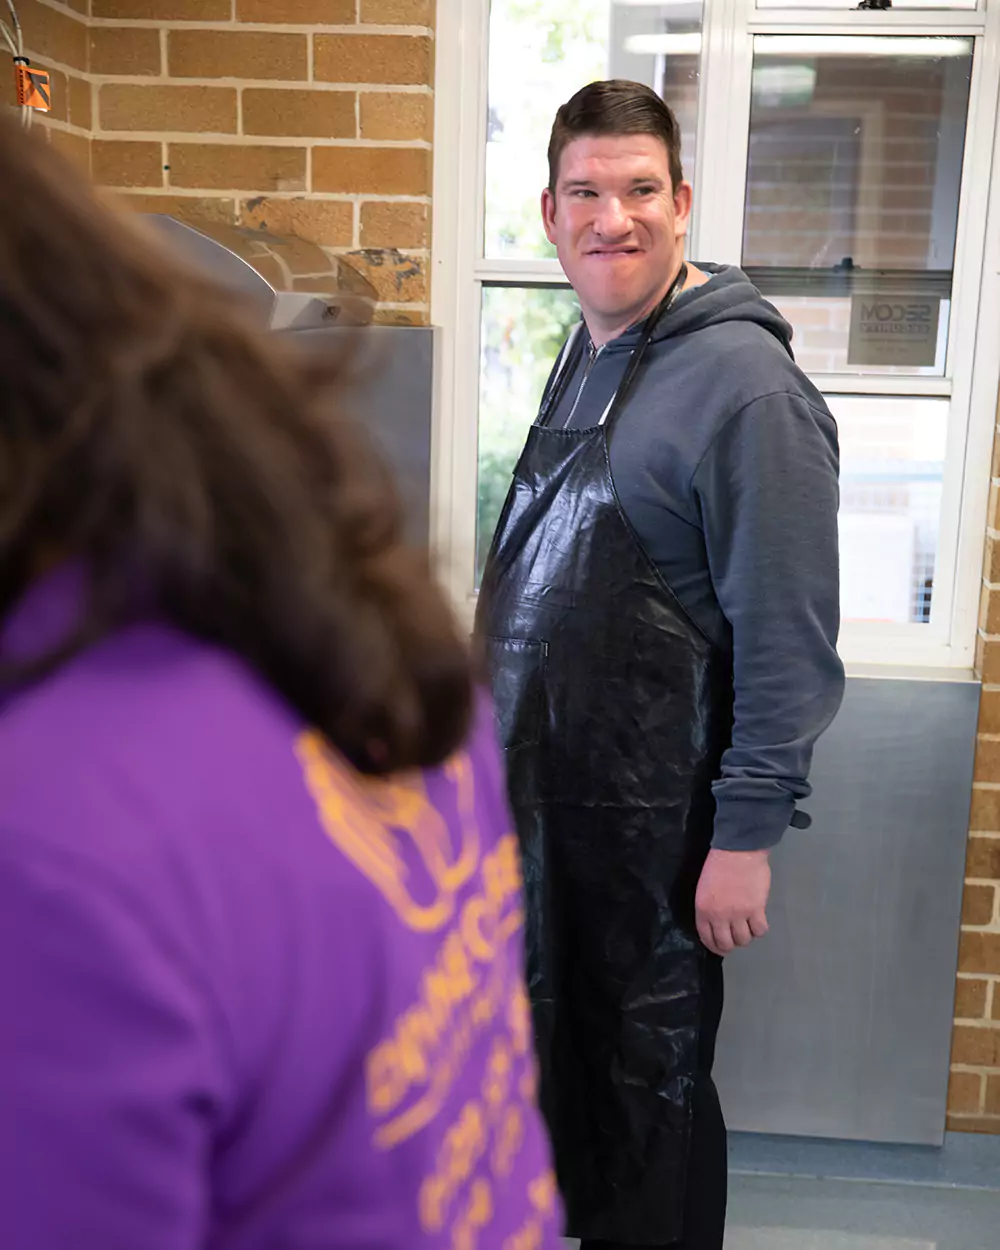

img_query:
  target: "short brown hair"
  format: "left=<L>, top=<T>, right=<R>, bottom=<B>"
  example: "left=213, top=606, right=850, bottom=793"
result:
left=547, top=79, right=684, bottom=195
left=0, top=114, right=472, bottom=775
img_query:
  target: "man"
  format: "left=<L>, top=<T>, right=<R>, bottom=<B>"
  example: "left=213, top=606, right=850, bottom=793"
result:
left=475, top=80, right=844, bottom=1250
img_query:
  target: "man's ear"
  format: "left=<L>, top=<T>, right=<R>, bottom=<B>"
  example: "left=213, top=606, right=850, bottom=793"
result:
left=541, top=186, right=558, bottom=245
left=673, top=180, right=693, bottom=239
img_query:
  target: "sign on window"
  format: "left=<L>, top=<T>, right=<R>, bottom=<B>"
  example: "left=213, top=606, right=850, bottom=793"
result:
left=847, top=295, right=941, bottom=368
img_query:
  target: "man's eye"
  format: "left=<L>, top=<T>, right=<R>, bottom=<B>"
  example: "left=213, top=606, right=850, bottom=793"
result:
left=573, top=189, right=597, bottom=198
left=634, top=186, right=656, bottom=197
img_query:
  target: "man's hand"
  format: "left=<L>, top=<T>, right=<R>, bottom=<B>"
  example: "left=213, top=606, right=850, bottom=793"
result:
left=695, top=848, right=771, bottom=956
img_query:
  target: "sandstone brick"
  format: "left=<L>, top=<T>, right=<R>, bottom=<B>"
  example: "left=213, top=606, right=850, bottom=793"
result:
left=993, top=429, right=1000, bottom=480
left=994, top=987, right=1000, bottom=1022
left=946, top=1113, right=1000, bottom=1134
left=986, top=536, right=1000, bottom=586
left=90, top=25, right=160, bottom=76
left=947, top=1070, right=983, bottom=1115
left=951, top=1023, right=1000, bottom=1067
left=882, top=186, right=934, bottom=213
left=1, top=63, right=15, bottom=112
left=790, top=304, right=835, bottom=330
left=240, top=196, right=354, bottom=248
left=967, top=836, right=1000, bottom=881
left=68, top=74, right=92, bottom=130
left=373, top=306, right=428, bottom=325
left=242, top=89, right=355, bottom=139
left=115, top=194, right=237, bottom=228
left=237, top=0, right=355, bottom=20
left=92, top=139, right=162, bottom=187
left=970, top=789, right=1000, bottom=832
left=65, top=0, right=88, bottom=13
left=959, top=931, right=1000, bottom=976
left=975, top=738, right=1000, bottom=787
left=315, top=35, right=432, bottom=86
left=980, top=693, right=1000, bottom=737
left=955, top=977, right=989, bottom=1021
left=48, top=127, right=90, bottom=176
left=169, top=31, right=307, bottom=82
left=360, top=200, right=428, bottom=248
left=989, top=482, right=1000, bottom=533
left=100, top=85, right=237, bottom=134
left=22, top=4, right=84, bottom=60
left=987, top=1075, right=1000, bottom=1115
left=313, top=145, right=429, bottom=195
left=43, top=64, right=69, bottom=121
left=20, top=0, right=87, bottom=71
left=963, top=884, right=997, bottom=927
left=360, top=91, right=431, bottom=141
left=360, top=0, right=434, bottom=22
left=980, top=588, right=1000, bottom=637
left=343, top=248, right=425, bottom=303
left=168, top=143, right=306, bottom=192
left=93, top=0, right=229, bottom=17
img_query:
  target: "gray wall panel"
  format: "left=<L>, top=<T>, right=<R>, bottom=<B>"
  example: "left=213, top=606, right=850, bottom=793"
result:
left=289, top=326, right=435, bottom=548
left=714, top=676, right=980, bottom=1146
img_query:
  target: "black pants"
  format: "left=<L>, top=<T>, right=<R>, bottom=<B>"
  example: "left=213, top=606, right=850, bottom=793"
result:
left=580, top=955, right=728, bottom=1250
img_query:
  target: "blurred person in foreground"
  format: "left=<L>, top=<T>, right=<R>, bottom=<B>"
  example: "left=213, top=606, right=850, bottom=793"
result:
left=0, top=115, right=560, bottom=1250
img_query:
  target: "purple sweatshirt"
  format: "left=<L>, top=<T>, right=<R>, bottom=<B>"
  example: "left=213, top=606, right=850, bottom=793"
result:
left=0, top=568, right=562, bottom=1250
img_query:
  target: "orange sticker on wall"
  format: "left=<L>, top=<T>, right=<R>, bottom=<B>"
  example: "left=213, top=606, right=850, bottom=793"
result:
left=15, top=65, right=51, bottom=112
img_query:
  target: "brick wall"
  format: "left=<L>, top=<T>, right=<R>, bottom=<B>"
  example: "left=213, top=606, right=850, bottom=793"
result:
left=949, top=418, right=1000, bottom=1134
left=2, top=1, right=91, bottom=165
left=8, top=0, right=434, bottom=325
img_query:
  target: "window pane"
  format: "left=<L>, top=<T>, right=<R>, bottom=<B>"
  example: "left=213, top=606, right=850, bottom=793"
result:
left=485, top=1, right=703, bottom=261
left=743, top=36, right=973, bottom=376
left=758, top=0, right=976, bottom=9
left=830, top=395, right=948, bottom=624
left=477, top=307, right=949, bottom=623
left=477, top=285, right=580, bottom=581
left=768, top=294, right=951, bottom=377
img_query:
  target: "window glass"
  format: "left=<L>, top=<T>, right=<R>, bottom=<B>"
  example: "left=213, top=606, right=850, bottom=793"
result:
left=743, top=36, right=973, bottom=375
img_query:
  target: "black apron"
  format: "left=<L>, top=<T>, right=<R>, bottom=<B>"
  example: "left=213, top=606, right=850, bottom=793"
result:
left=475, top=275, right=734, bottom=1244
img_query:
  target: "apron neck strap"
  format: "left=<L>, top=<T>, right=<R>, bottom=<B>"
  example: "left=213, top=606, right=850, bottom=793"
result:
left=600, top=262, right=688, bottom=431
left=536, top=264, right=689, bottom=431
left=537, top=321, right=585, bottom=429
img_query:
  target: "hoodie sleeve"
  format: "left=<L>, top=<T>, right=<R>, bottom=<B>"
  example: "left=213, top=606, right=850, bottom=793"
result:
left=692, top=390, right=845, bottom=852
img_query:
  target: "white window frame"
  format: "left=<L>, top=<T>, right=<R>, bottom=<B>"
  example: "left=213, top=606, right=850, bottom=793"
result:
left=432, top=0, right=1000, bottom=671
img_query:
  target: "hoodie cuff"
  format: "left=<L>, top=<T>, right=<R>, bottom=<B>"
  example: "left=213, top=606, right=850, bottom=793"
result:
left=711, top=795, right=809, bottom=852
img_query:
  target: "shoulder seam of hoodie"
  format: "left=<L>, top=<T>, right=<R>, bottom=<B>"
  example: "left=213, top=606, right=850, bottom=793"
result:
left=687, top=390, right=837, bottom=497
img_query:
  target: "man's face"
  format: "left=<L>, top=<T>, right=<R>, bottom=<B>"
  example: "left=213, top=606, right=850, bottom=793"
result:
left=541, top=132, right=692, bottom=341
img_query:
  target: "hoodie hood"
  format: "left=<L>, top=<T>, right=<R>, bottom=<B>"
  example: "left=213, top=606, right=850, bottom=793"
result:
left=604, top=264, right=794, bottom=359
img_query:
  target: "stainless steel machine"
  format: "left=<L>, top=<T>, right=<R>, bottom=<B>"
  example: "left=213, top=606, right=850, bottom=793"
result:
left=144, top=215, right=434, bottom=547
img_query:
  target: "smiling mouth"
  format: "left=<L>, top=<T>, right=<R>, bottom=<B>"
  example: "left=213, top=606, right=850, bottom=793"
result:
left=587, top=247, right=641, bottom=257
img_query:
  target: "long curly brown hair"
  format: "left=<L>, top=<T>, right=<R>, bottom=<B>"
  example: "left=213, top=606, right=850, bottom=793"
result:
left=0, top=116, right=472, bottom=773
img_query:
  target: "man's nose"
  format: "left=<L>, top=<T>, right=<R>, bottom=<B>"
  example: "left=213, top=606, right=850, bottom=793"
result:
left=593, top=196, right=632, bottom=237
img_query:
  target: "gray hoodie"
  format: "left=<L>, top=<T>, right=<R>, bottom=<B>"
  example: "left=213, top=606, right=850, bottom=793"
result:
left=547, top=264, right=845, bottom=851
